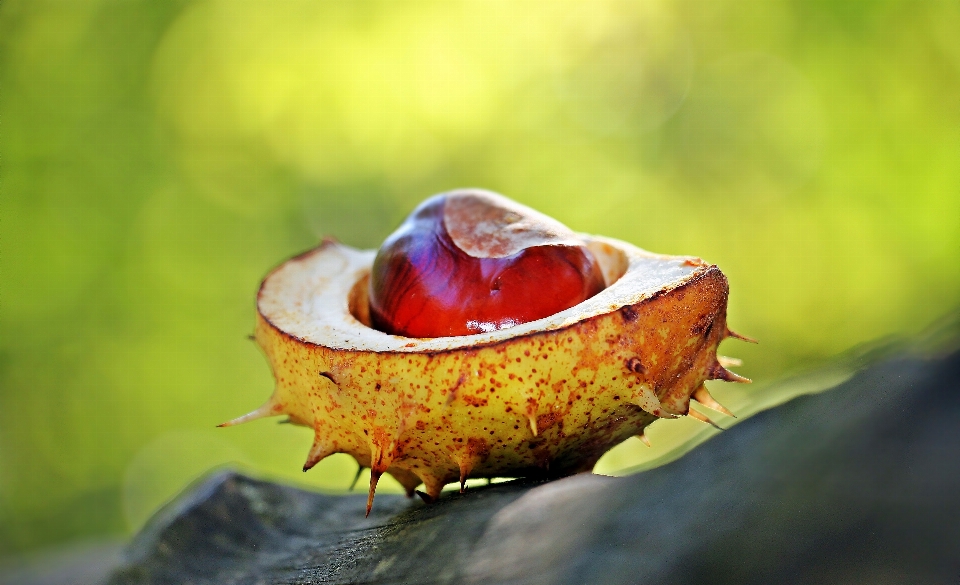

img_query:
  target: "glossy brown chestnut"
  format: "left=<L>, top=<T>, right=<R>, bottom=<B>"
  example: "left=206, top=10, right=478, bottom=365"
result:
left=369, top=190, right=606, bottom=338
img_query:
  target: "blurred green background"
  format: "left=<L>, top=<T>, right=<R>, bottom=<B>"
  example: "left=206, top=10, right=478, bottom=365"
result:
left=1, top=0, right=958, bottom=558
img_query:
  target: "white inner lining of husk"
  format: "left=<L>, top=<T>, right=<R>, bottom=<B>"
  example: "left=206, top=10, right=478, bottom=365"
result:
left=257, top=235, right=704, bottom=353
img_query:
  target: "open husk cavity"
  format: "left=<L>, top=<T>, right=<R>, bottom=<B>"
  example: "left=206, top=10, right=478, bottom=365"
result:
left=222, top=236, right=750, bottom=515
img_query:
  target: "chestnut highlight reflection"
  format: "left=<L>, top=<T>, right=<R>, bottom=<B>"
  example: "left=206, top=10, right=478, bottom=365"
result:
left=369, top=190, right=606, bottom=338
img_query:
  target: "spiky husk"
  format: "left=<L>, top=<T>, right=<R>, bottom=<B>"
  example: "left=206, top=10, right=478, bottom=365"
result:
left=223, top=241, right=748, bottom=514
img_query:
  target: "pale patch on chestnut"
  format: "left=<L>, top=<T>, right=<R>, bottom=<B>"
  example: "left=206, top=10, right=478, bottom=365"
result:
left=443, top=189, right=587, bottom=258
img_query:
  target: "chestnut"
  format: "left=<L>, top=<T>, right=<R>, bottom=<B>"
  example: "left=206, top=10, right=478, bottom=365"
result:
left=369, top=190, right=606, bottom=337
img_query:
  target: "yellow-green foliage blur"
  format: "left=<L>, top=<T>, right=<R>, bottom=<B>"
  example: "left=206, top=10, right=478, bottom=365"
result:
left=1, top=0, right=957, bottom=555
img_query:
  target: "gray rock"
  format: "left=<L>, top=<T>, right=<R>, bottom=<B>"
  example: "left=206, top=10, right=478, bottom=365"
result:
left=108, top=346, right=960, bottom=584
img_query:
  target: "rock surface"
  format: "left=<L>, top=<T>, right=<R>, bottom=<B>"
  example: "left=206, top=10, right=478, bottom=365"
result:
left=108, top=345, right=960, bottom=585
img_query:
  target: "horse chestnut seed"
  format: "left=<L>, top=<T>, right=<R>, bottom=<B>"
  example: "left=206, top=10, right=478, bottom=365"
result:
left=369, top=190, right=606, bottom=337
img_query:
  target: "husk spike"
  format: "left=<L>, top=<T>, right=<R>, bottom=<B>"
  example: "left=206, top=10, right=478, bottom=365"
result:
left=302, top=431, right=336, bottom=472
left=415, top=471, right=447, bottom=503
left=632, top=383, right=663, bottom=416
left=366, top=470, right=383, bottom=517
left=692, top=384, right=736, bottom=418
left=725, top=328, right=758, bottom=343
left=717, top=355, right=743, bottom=368
left=710, top=363, right=752, bottom=384
left=687, top=406, right=723, bottom=430
left=217, top=400, right=281, bottom=428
